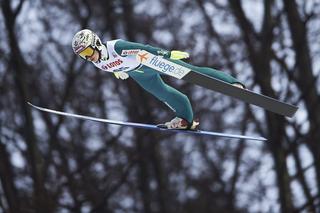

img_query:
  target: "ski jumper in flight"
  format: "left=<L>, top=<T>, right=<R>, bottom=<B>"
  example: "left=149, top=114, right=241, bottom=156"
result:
left=72, top=29, right=245, bottom=130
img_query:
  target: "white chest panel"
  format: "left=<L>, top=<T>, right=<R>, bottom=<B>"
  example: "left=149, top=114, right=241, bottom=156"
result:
left=93, top=40, right=141, bottom=73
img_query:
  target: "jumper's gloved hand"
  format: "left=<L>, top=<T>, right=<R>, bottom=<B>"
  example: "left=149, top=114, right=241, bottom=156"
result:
left=114, top=71, right=129, bottom=80
left=170, top=50, right=190, bottom=60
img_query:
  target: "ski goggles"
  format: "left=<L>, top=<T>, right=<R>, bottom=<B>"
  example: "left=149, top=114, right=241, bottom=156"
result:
left=78, top=46, right=95, bottom=59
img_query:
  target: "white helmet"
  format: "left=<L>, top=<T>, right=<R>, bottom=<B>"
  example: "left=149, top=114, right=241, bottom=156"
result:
left=72, top=29, right=104, bottom=59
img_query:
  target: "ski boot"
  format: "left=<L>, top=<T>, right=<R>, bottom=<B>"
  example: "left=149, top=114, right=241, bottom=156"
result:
left=232, top=82, right=246, bottom=89
left=157, top=117, right=199, bottom=130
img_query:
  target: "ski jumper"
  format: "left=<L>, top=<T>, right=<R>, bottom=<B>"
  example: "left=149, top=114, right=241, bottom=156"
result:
left=93, top=39, right=242, bottom=123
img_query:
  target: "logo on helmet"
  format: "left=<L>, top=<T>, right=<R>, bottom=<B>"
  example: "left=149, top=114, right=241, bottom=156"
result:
left=74, top=45, right=86, bottom=54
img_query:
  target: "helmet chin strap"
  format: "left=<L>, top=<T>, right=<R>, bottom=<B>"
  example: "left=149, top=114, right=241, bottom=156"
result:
left=98, top=44, right=109, bottom=61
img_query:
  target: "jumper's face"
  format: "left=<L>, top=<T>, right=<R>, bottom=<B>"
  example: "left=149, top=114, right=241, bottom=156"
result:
left=86, top=49, right=100, bottom=62
left=79, top=46, right=99, bottom=62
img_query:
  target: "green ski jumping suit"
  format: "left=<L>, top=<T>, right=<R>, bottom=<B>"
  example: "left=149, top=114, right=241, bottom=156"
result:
left=93, top=39, right=242, bottom=123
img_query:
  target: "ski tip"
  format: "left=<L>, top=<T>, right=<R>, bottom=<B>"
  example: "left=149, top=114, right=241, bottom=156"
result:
left=27, top=102, right=42, bottom=111
left=27, top=101, right=36, bottom=108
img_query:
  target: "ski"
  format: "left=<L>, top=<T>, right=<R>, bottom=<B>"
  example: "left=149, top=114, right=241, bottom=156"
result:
left=28, top=102, right=267, bottom=141
left=137, top=50, right=298, bottom=118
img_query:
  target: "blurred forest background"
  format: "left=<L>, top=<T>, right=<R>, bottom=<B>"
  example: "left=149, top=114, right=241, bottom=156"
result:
left=1, top=0, right=320, bottom=212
